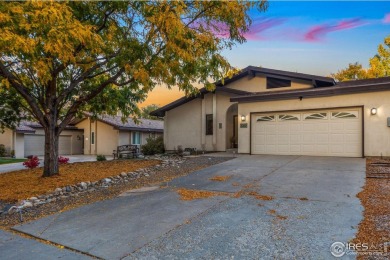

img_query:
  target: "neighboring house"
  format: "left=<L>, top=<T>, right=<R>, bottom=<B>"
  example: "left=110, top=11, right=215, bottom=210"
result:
left=0, top=115, right=163, bottom=158
left=74, top=114, right=163, bottom=155
left=151, top=66, right=390, bottom=157
left=0, top=121, right=83, bottom=158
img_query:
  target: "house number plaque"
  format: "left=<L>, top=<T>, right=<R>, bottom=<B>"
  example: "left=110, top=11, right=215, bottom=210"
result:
left=240, top=123, right=248, bottom=128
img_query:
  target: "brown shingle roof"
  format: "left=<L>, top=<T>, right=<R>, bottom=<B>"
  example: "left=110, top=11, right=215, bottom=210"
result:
left=84, top=113, right=164, bottom=132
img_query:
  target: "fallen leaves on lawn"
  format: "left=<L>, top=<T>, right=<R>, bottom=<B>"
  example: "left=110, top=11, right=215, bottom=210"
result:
left=176, top=188, right=229, bottom=201
left=209, top=175, right=231, bottom=182
left=0, top=160, right=159, bottom=202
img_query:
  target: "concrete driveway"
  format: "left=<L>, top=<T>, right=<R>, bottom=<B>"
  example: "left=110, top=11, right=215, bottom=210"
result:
left=11, top=155, right=365, bottom=259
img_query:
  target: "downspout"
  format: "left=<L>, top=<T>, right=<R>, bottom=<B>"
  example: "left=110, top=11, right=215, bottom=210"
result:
left=201, top=97, right=205, bottom=150
left=212, top=93, right=217, bottom=149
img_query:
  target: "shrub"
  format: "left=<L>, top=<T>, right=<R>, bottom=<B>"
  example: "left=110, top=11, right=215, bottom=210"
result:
left=58, top=156, right=69, bottom=164
left=177, top=145, right=183, bottom=155
left=141, top=136, right=165, bottom=155
left=10, top=150, right=15, bottom=158
left=23, top=156, right=40, bottom=169
left=0, top=144, right=6, bottom=157
left=96, top=154, right=106, bottom=161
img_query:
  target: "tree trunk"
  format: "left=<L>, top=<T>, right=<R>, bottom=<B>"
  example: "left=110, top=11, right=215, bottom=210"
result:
left=42, top=123, right=59, bottom=177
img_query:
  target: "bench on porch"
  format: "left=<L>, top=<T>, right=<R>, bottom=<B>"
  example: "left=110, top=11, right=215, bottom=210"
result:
left=113, top=145, right=139, bottom=159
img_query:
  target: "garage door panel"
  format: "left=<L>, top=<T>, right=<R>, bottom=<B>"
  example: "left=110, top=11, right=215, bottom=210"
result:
left=345, top=122, right=361, bottom=131
left=24, top=134, right=73, bottom=157
left=252, top=108, right=362, bottom=157
left=290, top=145, right=301, bottom=152
left=316, top=133, right=329, bottom=143
left=278, top=134, right=289, bottom=144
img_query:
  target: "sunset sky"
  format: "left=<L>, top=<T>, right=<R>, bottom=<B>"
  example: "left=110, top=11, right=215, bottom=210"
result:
left=140, top=1, right=390, bottom=107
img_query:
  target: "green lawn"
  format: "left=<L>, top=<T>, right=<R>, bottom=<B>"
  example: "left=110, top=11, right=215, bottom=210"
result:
left=0, top=158, right=26, bottom=165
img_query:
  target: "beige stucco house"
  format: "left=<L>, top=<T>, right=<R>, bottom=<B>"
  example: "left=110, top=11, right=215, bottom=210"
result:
left=0, top=115, right=163, bottom=158
left=151, top=66, right=390, bottom=157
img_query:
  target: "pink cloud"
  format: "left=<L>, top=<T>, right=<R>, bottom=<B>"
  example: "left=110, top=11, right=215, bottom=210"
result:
left=304, top=18, right=364, bottom=42
left=383, top=13, right=390, bottom=23
left=244, top=18, right=286, bottom=40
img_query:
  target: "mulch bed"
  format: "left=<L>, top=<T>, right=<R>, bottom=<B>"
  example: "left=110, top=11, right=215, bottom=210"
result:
left=366, top=157, right=390, bottom=179
left=353, top=158, right=390, bottom=259
left=0, top=159, right=160, bottom=202
left=0, top=156, right=231, bottom=230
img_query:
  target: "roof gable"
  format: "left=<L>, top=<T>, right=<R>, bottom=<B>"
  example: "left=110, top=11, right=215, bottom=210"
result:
left=151, top=66, right=336, bottom=117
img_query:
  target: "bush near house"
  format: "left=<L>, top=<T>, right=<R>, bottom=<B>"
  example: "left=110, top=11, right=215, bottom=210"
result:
left=0, top=144, right=6, bottom=157
left=58, top=156, right=69, bottom=164
left=142, top=136, right=165, bottom=155
left=23, top=156, right=40, bottom=169
left=96, top=155, right=106, bottom=161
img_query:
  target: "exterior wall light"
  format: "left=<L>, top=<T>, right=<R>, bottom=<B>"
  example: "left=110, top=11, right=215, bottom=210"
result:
left=241, top=115, right=246, bottom=122
left=371, top=108, right=377, bottom=115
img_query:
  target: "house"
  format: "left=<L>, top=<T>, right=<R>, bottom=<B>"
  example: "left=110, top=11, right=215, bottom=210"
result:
left=0, top=115, right=163, bottom=158
left=74, top=114, right=163, bottom=155
left=151, top=66, right=390, bottom=157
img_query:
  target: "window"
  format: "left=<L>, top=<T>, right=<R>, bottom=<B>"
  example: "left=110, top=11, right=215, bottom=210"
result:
left=267, top=77, right=291, bottom=89
left=304, top=112, right=327, bottom=120
left=279, top=114, right=300, bottom=121
left=256, top=115, right=275, bottom=122
left=91, top=132, right=95, bottom=144
left=206, top=114, right=213, bottom=135
left=132, top=132, right=141, bottom=145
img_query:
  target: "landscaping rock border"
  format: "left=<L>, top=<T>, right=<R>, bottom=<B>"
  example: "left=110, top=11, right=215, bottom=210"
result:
left=6, top=155, right=185, bottom=214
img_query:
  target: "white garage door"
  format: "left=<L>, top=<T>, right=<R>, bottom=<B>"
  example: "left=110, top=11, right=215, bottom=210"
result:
left=24, top=135, right=72, bottom=157
left=251, top=108, right=362, bottom=157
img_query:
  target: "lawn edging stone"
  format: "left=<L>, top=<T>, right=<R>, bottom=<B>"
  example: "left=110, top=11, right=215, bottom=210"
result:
left=5, top=155, right=185, bottom=215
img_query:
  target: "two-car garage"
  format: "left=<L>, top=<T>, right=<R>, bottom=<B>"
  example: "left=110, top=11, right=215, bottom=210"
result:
left=251, top=107, right=363, bottom=157
left=23, top=130, right=84, bottom=157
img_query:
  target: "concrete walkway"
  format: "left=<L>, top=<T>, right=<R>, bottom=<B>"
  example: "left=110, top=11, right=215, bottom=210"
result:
left=11, top=155, right=365, bottom=259
left=0, top=155, right=113, bottom=174
left=0, top=229, right=89, bottom=260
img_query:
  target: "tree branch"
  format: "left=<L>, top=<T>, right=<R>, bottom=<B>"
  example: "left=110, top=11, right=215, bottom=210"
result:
left=0, top=61, right=46, bottom=127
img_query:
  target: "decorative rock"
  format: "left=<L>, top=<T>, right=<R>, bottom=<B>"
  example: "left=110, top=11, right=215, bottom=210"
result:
left=103, top=178, right=112, bottom=183
left=144, top=173, right=150, bottom=177
left=29, top=197, right=38, bottom=201
left=79, top=182, right=88, bottom=189
left=120, top=172, right=127, bottom=177
left=54, top=188, right=62, bottom=193
left=22, top=201, right=33, bottom=208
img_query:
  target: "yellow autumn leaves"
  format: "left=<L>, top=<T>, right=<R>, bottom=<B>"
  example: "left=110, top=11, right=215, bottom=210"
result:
left=0, top=1, right=102, bottom=85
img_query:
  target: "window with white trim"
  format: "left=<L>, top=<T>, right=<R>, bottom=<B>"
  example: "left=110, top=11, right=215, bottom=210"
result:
left=132, top=132, right=141, bottom=145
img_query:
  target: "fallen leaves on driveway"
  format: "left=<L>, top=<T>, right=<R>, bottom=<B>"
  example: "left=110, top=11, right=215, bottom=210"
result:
left=176, top=188, right=230, bottom=201
left=176, top=188, right=274, bottom=201
left=209, top=175, right=232, bottom=182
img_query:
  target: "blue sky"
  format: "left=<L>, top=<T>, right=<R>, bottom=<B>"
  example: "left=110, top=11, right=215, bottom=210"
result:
left=223, top=1, right=390, bottom=76
left=143, top=1, right=390, bottom=106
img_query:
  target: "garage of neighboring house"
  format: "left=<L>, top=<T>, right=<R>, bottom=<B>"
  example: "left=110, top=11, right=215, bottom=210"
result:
left=251, top=107, right=363, bottom=157
left=24, top=134, right=75, bottom=156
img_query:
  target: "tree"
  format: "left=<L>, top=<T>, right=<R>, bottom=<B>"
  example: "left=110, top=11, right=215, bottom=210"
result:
left=368, top=35, right=390, bottom=78
left=331, top=62, right=369, bottom=82
left=332, top=35, right=390, bottom=81
left=141, top=104, right=161, bottom=120
left=0, top=1, right=267, bottom=177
